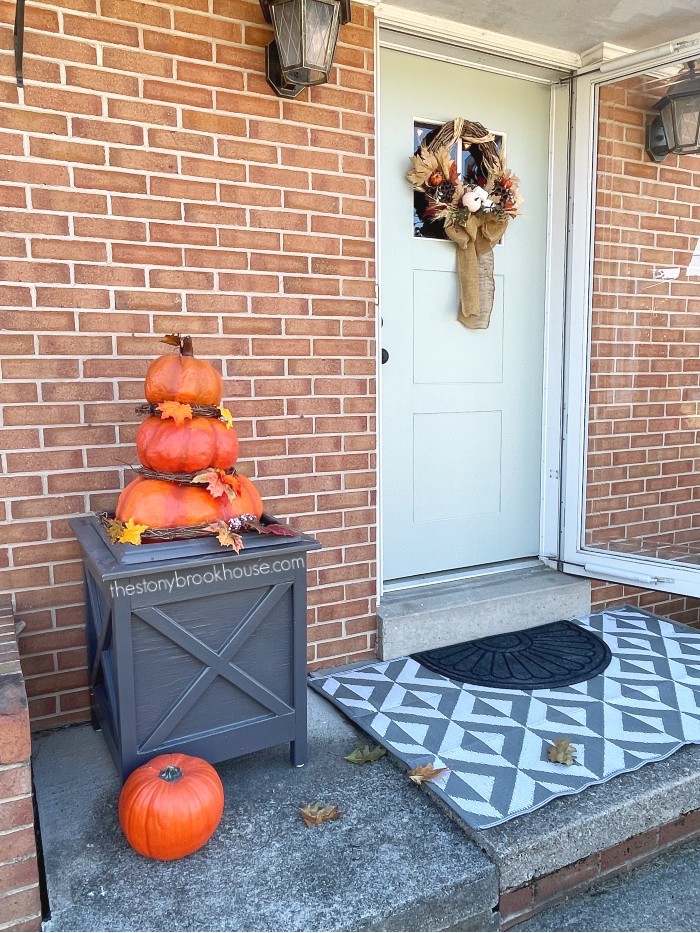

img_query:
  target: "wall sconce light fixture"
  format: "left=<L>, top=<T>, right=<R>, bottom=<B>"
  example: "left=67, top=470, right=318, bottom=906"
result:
left=647, top=60, right=700, bottom=162
left=260, top=0, right=351, bottom=99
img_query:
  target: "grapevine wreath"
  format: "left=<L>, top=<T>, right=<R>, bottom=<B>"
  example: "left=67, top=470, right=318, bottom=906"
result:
left=408, top=118, right=522, bottom=329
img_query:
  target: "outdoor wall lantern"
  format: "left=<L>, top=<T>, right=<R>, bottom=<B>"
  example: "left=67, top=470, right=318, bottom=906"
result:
left=647, top=60, right=700, bottom=162
left=259, top=0, right=351, bottom=99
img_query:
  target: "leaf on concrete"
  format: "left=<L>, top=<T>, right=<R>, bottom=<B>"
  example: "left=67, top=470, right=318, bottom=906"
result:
left=407, top=762, right=451, bottom=785
left=547, top=738, right=577, bottom=766
left=343, top=744, right=387, bottom=765
left=299, top=803, right=342, bottom=828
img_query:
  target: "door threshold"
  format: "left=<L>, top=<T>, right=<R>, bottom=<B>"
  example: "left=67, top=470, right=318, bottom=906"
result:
left=382, top=557, right=542, bottom=596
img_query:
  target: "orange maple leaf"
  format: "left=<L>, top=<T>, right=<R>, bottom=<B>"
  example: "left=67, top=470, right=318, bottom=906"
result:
left=193, top=469, right=238, bottom=502
left=157, top=400, right=193, bottom=426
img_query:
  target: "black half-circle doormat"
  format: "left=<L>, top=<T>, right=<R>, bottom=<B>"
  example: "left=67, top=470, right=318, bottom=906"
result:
left=412, top=620, right=612, bottom=690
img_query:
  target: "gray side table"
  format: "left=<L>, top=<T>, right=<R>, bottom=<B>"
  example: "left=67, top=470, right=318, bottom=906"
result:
left=70, top=515, right=320, bottom=782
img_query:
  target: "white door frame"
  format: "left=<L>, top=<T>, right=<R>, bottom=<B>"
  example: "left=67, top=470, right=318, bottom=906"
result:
left=560, top=33, right=700, bottom=595
left=374, top=23, right=574, bottom=597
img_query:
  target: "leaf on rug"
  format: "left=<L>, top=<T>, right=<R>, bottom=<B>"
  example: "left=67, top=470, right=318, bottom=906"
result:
left=547, top=738, right=577, bottom=765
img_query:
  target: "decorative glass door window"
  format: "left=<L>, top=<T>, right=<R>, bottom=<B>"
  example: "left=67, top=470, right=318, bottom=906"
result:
left=412, top=119, right=504, bottom=239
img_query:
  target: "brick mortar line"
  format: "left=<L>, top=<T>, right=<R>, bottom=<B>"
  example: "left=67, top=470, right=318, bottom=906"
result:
left=499, top=823, right=700, bottom=928
left=0, top=824, right=34, bottom=838
left=0, top=913, right=43, bottom=933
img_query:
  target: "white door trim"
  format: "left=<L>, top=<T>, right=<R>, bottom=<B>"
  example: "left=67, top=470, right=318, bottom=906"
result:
left=560, top=37, right=700, bottom=597
left=375, top=32, right=573, bottom=598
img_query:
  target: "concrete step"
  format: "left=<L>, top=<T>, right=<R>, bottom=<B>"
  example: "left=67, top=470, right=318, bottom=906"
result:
left=35, top=690, right=499, bottom=933
left=423, top=743, right=700, bottom=927
left=377, top=564, right=592, bottom=660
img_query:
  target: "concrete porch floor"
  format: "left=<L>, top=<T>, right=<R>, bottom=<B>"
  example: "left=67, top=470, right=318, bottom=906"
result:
left=33, top=688, right=700, bottom=932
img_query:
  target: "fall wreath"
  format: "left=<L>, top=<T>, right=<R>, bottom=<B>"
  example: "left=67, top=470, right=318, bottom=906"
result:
left=407, top=118, right=522, bottom=329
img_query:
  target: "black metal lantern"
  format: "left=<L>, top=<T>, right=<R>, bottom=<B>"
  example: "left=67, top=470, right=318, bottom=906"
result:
left=260, top=0, right=351, bottom=99
left=647, top=60, right=700, bottom=162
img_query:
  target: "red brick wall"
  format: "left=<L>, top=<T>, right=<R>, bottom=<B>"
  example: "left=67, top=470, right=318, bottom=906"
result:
left=587, top=71, right=700, bottom=626
left=0, top=0, right=377, bottom=729
left=0, top=599, right=42, bottom=932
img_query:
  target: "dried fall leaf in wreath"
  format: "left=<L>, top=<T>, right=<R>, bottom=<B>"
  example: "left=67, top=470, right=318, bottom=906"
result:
left=205, top=521, right=244, bottom=553
left=546, top=738, right=577, bottom=766
left=192, top=468, right=240, bottom=502
left=407, top=763, right=451, bottom=786
left=299, top=803, right=343, bottom=828
left=156, top=400, right=194, bottom=426
left=106, top=517, right=149, bottom=545
left=343, top=745, right=387, bottom=765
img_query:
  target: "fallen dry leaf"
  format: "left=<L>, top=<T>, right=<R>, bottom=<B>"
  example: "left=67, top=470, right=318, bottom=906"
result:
left=407, top=763, right=451, bottom=785
left=205, top=521, right=244, bottom=553
left=547, top=738, right=577, bottom=766
left=344, top=744, right=387, bottom=765
left=157, top=400, right=193, bottom=426
left=117, top=517, right=149, bottom=546
left=299, top=803, right=342, bottom=828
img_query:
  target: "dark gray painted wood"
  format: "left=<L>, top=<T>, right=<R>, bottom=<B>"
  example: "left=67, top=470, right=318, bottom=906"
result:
left=71, top=516, right=320, bottom=782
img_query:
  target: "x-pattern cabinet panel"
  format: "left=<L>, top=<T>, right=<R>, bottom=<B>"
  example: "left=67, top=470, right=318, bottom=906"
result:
left=72, top=516, right=320, bottom=782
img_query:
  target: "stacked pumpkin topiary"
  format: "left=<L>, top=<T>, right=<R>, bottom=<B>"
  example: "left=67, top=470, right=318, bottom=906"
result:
left=110, top=335, right=264, bottom=546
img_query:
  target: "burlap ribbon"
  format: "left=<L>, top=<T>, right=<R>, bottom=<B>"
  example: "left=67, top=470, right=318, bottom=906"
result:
left=445, top=214, right=509, bottom=329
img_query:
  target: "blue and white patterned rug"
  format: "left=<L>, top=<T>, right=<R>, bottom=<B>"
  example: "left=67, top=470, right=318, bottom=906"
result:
left=309, top=607, right=700, bottom=829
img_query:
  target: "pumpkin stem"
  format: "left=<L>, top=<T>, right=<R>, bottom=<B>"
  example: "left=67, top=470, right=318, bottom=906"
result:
left=158, top=764, right=184, bottom=782
left=180, top=335, right=194, bottom=357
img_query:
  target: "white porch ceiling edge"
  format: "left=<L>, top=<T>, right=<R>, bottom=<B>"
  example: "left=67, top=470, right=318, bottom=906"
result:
left=362, top=2, right=581, bottom=71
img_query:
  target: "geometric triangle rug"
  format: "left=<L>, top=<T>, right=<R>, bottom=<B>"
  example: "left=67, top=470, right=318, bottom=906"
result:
left=309, top=606, right=700, bottom=829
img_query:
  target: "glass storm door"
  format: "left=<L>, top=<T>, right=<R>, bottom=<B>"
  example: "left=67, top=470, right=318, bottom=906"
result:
left=561, top=35, right=700, bottom=597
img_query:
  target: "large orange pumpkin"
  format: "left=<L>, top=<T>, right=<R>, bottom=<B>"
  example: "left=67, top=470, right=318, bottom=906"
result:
left=216, top=473, right=264, bottom=522
left=118, top=753, right=224, bottom=861
left=116, top=477, right=221, bottom=528
left=145, top=335, right=223, bottom=406
left=136, top=416, right=240, bottom=474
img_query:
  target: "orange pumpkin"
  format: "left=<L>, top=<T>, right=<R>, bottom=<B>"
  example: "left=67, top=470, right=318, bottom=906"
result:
left=116, top=477, right=221, bottom=528
left=136, top=416, right=240, bottom=474
left=118, top=754, right=224, bottom=861
left=145, top=335, right=223, bottom=406
left=217, top=473, right=264, bottom=522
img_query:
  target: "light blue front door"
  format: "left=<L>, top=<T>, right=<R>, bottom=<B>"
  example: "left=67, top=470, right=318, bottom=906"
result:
left=380, top=47, right=551, bottom=581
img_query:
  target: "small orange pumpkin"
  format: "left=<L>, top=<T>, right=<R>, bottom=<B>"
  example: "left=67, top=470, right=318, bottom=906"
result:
left=216, top=473, right=264, bottom=522
left=145, top=335, right=223, bottom=407
left=136, top=416, right=240, bottom=474
left=116, top=477, right=221, bottom=528
left=118, top=754, right=224, bottom=861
